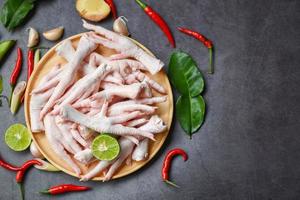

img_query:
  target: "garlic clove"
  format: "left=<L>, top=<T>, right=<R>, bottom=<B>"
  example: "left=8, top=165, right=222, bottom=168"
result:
left=27, top=27, right=39, bottom=48
left=34, top=158, right=60, bottom=172
left=30, top=142, right=44, bottom=159
left=10, top=81, right=26, bottom=115
left=43, top=26, right=64, bottom=41
left=113, top=16, right=129, bottom=36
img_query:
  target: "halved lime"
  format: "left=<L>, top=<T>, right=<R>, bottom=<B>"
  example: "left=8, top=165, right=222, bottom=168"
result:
left=92, top=134, right=120, bottom=161
left=5, top=124, right=31, bottom=151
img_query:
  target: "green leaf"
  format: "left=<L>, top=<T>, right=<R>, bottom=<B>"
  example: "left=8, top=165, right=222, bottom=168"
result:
left=176, top=95, right=205, bottom=137
left=1, top=0, right=23, bottom=26
left=7, top=0, right=34, bottom=30
left=0, top=0, right=35, bottom=30
left=168, top=51, right=204, bottom=97
left=168, top=51, right=206, bottom=138
left=0, top=1, right=9, bottom=26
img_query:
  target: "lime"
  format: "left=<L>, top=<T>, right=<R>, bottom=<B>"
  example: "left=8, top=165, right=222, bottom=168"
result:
left=92, top=134, right=120, bottom=161
left=5, top=124, right=31, bottom=151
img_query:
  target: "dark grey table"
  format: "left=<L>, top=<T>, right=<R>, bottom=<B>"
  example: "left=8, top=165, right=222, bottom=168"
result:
left=0, top=0, right=299, bottom=199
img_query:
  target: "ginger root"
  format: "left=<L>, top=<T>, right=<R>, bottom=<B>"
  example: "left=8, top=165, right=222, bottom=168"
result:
left=76, top=0, right=111, bottom=22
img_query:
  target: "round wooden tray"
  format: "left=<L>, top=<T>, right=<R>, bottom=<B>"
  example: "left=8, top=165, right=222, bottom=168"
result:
left=24, top=33, right=173, bottom=181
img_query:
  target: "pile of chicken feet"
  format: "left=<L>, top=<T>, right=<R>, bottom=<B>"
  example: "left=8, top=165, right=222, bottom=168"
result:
left=29, top=20, right=168, bottom=181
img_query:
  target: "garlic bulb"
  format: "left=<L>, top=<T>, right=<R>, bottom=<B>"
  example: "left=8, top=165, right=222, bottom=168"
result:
left=113, top=16, right=129, bottom=36
left=43, top=26, right=64, bottom=41
left=27, top=27, right=39, bottom=48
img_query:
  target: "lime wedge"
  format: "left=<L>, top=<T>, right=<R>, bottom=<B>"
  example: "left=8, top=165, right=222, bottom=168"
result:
left=92, top=134, right=120, bottom=161
left=5, top=124, right=31, bottom=151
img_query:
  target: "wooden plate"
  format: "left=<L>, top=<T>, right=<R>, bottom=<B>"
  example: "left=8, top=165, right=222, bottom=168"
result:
left=24, top=33, right=173, bottom=181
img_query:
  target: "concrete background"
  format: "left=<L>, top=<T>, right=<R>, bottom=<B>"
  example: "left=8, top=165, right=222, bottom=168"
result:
left=0, top=0, right=300, bottom=199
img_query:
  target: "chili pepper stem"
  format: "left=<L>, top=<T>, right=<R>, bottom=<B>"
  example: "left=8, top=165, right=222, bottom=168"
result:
left=164, top=180, right=180, bottom=188
left=208, top=47, right=214, bottom=74
left=135, top=0, right=147, bottom=9
left=39, top=190, right=50, bottom=194
left=18, top=183, right=24, bottom=200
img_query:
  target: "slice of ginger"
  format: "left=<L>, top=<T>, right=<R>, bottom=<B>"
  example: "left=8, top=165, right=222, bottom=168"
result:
left=76, top=0, right=111, bottom=22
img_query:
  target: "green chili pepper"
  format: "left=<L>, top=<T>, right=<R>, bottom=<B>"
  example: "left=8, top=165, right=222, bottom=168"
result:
left=0, top=75, right=3, bottom=95
left=34, top=49, right=40, bottom=67
left=0, top=75, right=3, bottom=107
left=0, top=40, right=16, bottom=62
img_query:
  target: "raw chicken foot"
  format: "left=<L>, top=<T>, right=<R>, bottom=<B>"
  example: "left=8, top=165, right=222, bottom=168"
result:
left=83, top=20, right=164, bottom=75
left=44, top=114, right=81, bottom=175
left=40, top=34, right=98, bottom=119
left=60, top=102, right=155, bottom=140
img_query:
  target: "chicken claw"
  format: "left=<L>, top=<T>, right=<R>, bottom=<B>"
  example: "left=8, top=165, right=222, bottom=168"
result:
left=44, top=114, right=81, bottom=175
left=60, top=104, right=155, bottom=140
left=83, top=20, right=164, bottom=75
left=103, top=137, right=135, bottom=181
left=40, top=34, right=97, bottom=120
left=52, top=64, right=112, bottom=114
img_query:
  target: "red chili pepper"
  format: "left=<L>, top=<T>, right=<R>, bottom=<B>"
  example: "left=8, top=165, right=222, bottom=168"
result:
left=15, top=170, right=25, bottom=184
left=20, top=159, right=42, bottom=172
left=178, top=27, right=214, bottom=74
left=40, top=184, right=91, bottom=195
left=162, top=148, right=188, bottom=188
left=16, top=159, right=42, bottom=183
left=0, top=157, right=22, bottom=171
left=135, top=0, right=175, bottom=48
left=9, top=47, right=23, bottom=105
left=27, top=49, right=34, bottom=81
left=105, top=0, right=117, bottom=19
left=16, top=159, right=42, bottom=200
left=10, top=47, right=22, bottom=86
left=16, top=170, right=25, bottom=200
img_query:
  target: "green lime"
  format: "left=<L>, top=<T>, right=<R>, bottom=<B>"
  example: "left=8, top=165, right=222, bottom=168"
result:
left=92, top=134, right=120, bottom=161
left=5, top=124, right=31, bottom=151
